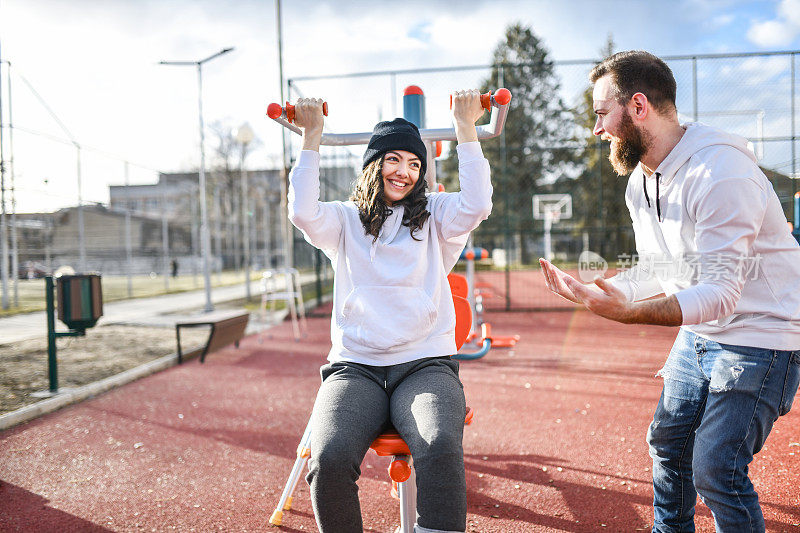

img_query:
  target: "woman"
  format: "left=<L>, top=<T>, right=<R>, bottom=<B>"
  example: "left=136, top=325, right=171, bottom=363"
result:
left=289, top=91, right=491, bottom=533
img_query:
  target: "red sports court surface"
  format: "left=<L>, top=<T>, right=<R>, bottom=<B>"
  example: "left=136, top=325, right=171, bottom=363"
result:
left=1, top=307, right=799, bottom=532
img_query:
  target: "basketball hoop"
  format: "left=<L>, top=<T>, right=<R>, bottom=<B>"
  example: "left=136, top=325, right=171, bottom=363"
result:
left=532, top=194, right=572, bottom=263
left=547, top=208, right=561, bottom=225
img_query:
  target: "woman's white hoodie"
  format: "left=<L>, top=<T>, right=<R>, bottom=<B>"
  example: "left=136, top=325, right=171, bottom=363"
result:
left=288, top=142, right=492, bottom=365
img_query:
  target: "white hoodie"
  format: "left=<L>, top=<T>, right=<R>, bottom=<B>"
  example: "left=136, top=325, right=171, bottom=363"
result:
left=288, top=142, right=492, bottom=365
left=608, top=123, right=800, bottom=350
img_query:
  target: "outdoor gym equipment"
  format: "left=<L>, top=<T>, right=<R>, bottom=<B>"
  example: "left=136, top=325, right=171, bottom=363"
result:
left=449, top=87, right=511, bottom=110
left=268, top=290, right=475, bottom=531
left=448, top=272, right=493, bottom=360
left=266, top=101, right=328, bottom=123
left=451, top=241, right=521, bottom=358
left=267, top=86, right=511, bottom=190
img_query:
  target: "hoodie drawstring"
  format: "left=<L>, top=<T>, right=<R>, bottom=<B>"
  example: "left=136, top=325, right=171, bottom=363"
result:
left=655, top=172, right=662, bottom=223
left=643, top=172, right=662, bottom=223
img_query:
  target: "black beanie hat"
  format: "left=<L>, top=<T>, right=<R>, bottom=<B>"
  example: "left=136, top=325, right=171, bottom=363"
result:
left=362, top=118, right=427, bottom=174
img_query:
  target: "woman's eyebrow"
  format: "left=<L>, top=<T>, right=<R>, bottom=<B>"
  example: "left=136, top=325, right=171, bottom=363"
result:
left=386, top=150, right=420, bottom=162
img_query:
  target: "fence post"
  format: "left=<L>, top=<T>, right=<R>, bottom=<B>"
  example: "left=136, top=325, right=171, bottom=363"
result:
left=124, top=162, right=133, bottom=297
left=692, top=56, right=698, bottom=122
left=499, top=64, right=511, bottom=311
left=161, top=188, right=170, bottom=290
left=792, top=53, right=796, bottom=219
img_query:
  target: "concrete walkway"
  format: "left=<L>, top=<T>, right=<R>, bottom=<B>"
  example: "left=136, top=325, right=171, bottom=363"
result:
left=0, top=271, right=320, bottom=345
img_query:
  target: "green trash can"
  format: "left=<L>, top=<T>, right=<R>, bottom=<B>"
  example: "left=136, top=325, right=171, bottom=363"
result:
left=56, top=273, right=103, bottom=331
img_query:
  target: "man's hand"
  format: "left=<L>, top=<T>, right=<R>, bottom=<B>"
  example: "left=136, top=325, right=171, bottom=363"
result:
left=564, top=275, right=635, bottom=323
left=540, top=257, right=634, bottom=322
left=540, top=257, right=683, bottom=326
left=539, top=258, right=582, bottom=304
left=294, top=98, right=325, bottom=151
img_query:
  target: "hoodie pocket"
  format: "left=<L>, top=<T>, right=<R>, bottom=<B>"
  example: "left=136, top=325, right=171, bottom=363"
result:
left=339, top=286, right=438, bottom=352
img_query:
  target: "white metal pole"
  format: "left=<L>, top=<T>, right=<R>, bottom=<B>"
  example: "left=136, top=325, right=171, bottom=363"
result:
left=124, top=161, right=133, bottom=297
left=7, top=60, right=18, bottom=306
left=264, top=191, right=272, bottom=270
left=0, top=48, right=9, bottom=310
left=543, top=210, right=553, bottom=263
left=160, top=48, right=234, bottom=311
left=214, top=181, right=222, bottom=282
left=276, top=0, right=292, bottom=270
left=241, top=149, right=251, bottom=300
left=77, top=145, right=86, bottom=272
left=161, top=188, right=169, bottom=291
left=190, top=183, right=198, bottom=287
left=197, top=63, right=214, bottom=312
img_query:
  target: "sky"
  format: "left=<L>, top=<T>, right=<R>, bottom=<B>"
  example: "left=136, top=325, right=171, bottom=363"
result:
left=1, top=0, right=799, bottom=213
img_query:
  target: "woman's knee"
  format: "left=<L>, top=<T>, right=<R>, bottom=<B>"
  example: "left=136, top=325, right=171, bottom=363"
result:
left=412, top=428, right=463, bottom=465
left=308, top=442, right=363, bottom=482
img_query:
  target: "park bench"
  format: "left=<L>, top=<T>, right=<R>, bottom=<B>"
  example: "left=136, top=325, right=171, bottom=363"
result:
left=175, top=310, right=250, bottom=364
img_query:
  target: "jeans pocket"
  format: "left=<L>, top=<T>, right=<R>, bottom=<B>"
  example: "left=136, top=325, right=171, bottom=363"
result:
left=779, top=351, right=800, bottom=416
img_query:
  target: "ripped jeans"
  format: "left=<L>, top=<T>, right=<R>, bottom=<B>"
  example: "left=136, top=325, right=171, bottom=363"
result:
left=647, top=329, right=800, bottom=533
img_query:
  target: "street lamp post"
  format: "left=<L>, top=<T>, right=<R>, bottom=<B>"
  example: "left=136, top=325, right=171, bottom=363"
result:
left=0, top=46, right=9, bottom=310
left=235, top=122, right=254, bottom=301
left=160, top=47, right=234, bottom=313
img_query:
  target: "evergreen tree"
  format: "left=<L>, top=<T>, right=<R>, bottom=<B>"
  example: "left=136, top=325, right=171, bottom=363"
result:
left=442, top=23, right=579, bottom=264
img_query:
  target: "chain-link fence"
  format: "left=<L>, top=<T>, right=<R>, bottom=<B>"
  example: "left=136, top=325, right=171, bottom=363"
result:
left=285, top=51, right=800, bottom=311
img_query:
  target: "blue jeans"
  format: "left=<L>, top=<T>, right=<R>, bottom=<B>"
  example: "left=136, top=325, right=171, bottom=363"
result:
left=647, top=329, right=800, bottom=533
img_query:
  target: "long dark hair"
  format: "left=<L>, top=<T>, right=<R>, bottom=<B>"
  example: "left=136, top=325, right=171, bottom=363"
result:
left=350, top=154, right=431, bottom=241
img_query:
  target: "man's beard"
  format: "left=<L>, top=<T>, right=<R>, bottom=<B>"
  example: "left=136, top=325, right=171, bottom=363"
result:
left=608, top=110, right=651, bottom=175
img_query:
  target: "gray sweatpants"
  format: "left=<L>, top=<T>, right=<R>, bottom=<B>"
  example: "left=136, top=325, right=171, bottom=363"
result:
left=306, top=356, right=467, bottom=533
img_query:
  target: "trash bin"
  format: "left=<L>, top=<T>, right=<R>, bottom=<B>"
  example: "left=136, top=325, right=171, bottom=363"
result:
left=56, top=273, right=103, bottom=331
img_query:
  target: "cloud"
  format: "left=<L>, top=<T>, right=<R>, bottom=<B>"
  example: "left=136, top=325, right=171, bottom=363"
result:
left=747, top=0, right=800, bottom=47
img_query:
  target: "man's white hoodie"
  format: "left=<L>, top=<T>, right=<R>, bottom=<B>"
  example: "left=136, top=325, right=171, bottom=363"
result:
left=288, top=143, right=492, bottom=365
left=609, top=123, right=800, bottom=350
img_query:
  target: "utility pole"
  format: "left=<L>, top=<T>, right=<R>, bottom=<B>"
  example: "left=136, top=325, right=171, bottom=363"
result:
left=160, top=47, right=235, bottom=313
left=0, top=41, right=9, bottom=310
left=7, top=60, right=17, bottom=306
left=276, top=0, right=292, bottom=269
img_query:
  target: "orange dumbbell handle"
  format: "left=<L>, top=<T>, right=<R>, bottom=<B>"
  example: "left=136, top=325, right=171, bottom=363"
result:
left=450, top=88, right=512, bottom=110
left=267, top=101, right=328, bottom=124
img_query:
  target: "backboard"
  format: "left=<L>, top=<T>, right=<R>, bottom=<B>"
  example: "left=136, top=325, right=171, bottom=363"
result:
left=533, top=194, right=572, bottom=222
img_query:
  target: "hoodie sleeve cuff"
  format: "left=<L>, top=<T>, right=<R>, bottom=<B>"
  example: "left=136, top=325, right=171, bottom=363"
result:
left=674, top=288, right=703, bottom=325
left=456, top=141, right=484, bottom=164
left=606, top=275, right=635, bottom=302
left=296, top=150, right=320, bottom=168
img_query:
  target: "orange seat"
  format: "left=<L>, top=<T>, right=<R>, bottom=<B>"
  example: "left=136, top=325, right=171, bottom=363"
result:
left=371, top=407, right=474, bottom=459
left=447, top=273, right=468, bottom=300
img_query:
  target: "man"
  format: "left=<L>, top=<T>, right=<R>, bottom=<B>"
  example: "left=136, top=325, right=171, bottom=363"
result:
left=540, top=50, right=800, bottom=532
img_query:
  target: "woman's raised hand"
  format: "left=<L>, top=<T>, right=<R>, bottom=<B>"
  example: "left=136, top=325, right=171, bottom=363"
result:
left=295, top=98, right=325, bottom=151
left=451, top=90, right=483, bottom=144
left=451, top=90, right=484, bottom=126
left=295, top=98, right=325, bottom=132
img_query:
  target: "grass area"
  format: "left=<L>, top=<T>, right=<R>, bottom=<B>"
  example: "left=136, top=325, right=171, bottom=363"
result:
left=0, top=271, right=263, bottom=318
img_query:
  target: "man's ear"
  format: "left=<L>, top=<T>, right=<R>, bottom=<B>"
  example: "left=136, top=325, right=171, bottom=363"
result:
left=630, top=92, right=648, bottom=121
